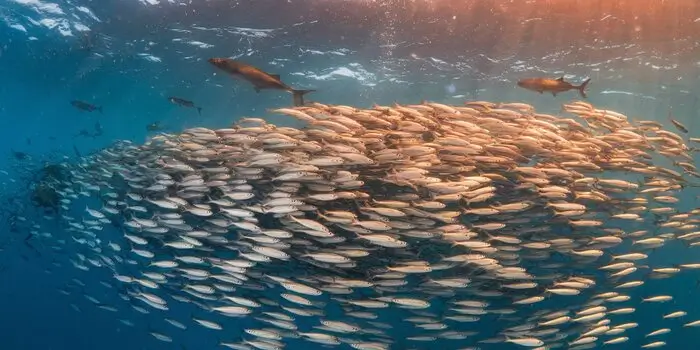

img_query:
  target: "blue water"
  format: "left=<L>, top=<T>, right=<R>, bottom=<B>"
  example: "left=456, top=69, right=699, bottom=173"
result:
left=2, top=0, right=700, bottom=349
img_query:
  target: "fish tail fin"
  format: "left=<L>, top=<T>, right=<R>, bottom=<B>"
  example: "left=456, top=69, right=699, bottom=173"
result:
left=577, top=78, right=591, bottom=99
left=197, top=107, right=202, bottom=115
left=291, top=89, right=315, bottom=107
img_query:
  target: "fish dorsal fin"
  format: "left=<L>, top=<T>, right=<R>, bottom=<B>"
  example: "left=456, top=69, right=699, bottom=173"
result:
left=556, top=77, right=565, bottom=81
left=269, top=74, right=281, bottom=80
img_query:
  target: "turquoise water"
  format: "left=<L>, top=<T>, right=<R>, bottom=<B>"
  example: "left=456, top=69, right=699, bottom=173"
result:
left=2, top=1, right=700, bottom=349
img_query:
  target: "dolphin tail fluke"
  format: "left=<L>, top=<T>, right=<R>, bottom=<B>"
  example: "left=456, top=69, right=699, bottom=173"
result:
left=577, top=78, right=591, bottom=99
left=291, top=89, right=316, bottom=107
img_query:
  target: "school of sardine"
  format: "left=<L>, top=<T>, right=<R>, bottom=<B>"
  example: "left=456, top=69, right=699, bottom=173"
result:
left=26, top=100, right=700, bottom=349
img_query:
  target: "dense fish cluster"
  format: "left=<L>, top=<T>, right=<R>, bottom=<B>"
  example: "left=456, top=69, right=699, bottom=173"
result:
left=33, top=100, right=700, bottom=349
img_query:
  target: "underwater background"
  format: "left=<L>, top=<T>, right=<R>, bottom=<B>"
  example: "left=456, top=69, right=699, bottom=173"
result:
left=2, top=1, right=700, bottom=349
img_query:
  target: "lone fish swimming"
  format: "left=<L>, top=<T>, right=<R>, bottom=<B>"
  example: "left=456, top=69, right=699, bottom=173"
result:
left=208, top=58, right=315, bottom=107
left=517, top=77, right=591, bottom=98
left=71, top=100, right=102, bottom=113
left=168, top=97, right=202, bottom=115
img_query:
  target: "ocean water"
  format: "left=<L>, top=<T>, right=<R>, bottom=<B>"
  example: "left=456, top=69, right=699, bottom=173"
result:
left=2, top=1, right=700, bottom=349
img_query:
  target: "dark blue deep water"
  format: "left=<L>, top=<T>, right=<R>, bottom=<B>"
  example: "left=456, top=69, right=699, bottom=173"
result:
left=2, top=1, right=700, bottom=349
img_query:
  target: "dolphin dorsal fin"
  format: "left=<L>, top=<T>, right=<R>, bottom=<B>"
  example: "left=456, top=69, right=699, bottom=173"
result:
left=556, top=76, right=565, bottom=81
